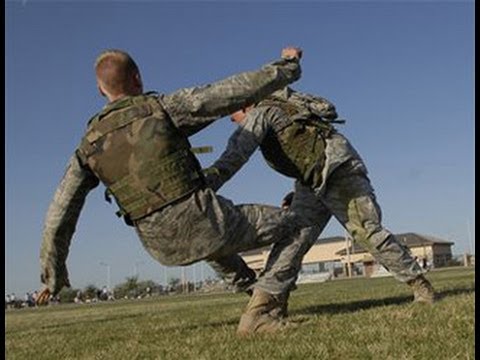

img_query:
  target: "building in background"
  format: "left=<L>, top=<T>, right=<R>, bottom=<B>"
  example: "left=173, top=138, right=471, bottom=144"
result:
left=241, top=233, right=455, bottom=279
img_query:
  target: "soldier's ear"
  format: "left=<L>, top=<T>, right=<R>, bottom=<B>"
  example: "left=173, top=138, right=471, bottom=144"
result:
left=97, top=84, right=107, bottom=97
left=133, top=72, right=143, bottom=90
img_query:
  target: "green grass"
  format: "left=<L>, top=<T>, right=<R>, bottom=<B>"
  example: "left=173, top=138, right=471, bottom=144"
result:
left=6, top=267, right=475, bottom=360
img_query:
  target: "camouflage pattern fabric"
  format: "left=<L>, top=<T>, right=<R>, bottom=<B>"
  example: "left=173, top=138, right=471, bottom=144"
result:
left=207, top=88, right=423, bottom=295
left=136, top=188, right=310, bottom=289
left=40, top=155, right=99, bottom=295
left=40, top=58, right=301, bottom=294
left=78, top=94, right=206, bottom=221
left=134, top=189, right=305, bottom=265
left=206, top=255, right=256, bottom=293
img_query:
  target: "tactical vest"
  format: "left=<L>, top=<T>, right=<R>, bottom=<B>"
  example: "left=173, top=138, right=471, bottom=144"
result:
left=77, top=94, right=205, bottom=221
left=258, top=97, right=337, bottom=188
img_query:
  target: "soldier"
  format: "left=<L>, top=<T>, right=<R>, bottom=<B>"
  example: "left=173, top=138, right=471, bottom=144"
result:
left=37, top=48, right=312, bottom=334
left=206, top=86, right=436, bottom=334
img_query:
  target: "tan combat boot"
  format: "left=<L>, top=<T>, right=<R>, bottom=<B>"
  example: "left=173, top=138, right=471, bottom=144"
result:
left=407, top=275, right=435, bottom=304
left=237, top=288, right=286, bottom=336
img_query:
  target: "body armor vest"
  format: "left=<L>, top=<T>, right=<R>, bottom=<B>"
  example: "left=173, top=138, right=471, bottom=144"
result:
left=258, top=97, right=337, bottom=188
left=78, top=93, right=204, bottom=221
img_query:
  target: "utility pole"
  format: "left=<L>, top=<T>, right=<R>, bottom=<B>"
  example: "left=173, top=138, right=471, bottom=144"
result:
left=345, top=230, right=352, bottom=278
left=163, top=266, right=168, bottom=287
left=192, top=264, right=197, bottom=292
left=99, top=262, right=111, bottom=291
left=181, top=266, right=187, bottom=294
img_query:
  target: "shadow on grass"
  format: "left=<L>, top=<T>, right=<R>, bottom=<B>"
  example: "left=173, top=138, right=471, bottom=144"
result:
left=9, top=287, right=474, bottom=335
left=165, top=286, right=477, bottom=332
left=294, top=286, right=475, bottom=317
left=435, top=286, right=475, bottom=301
left=167, top=287, right=478, bottom=331
left=146, top=286, right=477, bottom=333
left=295, top=295, right=411, bottom=317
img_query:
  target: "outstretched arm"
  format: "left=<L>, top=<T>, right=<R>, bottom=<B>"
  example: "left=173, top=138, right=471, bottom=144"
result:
left=38, top=153, right=99, bottom=303
left=205, top=106, right=280, bottom=191
left=161, top=48, right=302, bottom=137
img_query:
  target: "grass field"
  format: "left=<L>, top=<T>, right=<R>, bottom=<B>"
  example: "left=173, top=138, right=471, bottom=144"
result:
left=5, top=267, right=475, bottom=360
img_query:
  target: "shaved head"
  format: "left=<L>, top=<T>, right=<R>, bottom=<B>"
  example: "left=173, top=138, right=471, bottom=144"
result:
left=95, top=49, right=141, bottom=97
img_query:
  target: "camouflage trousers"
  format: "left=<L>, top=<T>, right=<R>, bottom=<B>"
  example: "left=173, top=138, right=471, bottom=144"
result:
left=252, top=157, right=424, bottom=295
left=135, top=188, right=311, bottom=293
left=203, top=201, right=318, bottom=294
left=137, top=138, right=422, bottom=296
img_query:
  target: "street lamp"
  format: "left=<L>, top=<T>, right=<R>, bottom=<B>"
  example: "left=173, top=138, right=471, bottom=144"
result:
left=133, top=261, right=144, bottom=278
left=99, top=262, right=111, bottom=291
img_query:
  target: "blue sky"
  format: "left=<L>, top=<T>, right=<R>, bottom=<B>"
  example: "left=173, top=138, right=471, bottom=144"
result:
left=5, top=1, right=474, bottom=296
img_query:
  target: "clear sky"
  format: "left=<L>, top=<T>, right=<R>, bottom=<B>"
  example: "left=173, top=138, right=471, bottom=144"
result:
left=5, top=0, right=474, bottom=296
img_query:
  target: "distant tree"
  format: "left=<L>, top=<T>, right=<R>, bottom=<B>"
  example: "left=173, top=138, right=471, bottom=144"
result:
left=136, top=280, right=158, bottom=297
left=113, top=277, right=160, bottom=298
left=167, top=277, right=192, bottom=294
left=168, top=277, right=181, bottom=289
left=114, top=276, right=140, bottom=298
left=83, top=284, right=99, bottom=300
left=57, top=287, right=80, bottom=303
left=125, top=276, right=139, bottom=291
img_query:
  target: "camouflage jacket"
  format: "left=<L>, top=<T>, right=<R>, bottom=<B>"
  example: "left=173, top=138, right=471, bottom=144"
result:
left=40, top=57, right=301, bottom=294
left=207, top=87, right=364, bottom=193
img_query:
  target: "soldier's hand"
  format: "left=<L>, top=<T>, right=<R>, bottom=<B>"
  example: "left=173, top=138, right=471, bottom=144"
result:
left=40, top=263, right=70, bottom=298
left=36, top=288, right=51, bottom=306
left=282, top=47, right=302, bottom=60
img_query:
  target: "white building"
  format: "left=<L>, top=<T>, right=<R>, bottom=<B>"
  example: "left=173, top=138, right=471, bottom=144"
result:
left=241, top=233, right=454, bottom=278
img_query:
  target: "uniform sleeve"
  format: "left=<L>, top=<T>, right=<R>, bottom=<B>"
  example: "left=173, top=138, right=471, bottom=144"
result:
left=40, top=153, right=99, bottom=294
left=205, top=106, right=277, bottom=191
left=160, top=58, right=300, bottom=137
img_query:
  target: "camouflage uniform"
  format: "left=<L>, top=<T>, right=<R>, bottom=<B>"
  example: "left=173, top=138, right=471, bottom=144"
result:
left=207, top=87, right=424, bottom=295
left=40, top=58, right=304, bottom=295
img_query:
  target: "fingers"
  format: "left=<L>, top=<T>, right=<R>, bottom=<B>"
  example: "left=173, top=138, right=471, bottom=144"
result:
left=295, top=48, right=303, bottom=59
left=281, top=46, right=303, bottom=60
left=36, top=288, right=51, bottom=306
left=37, top=291, right=49, bottom=305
